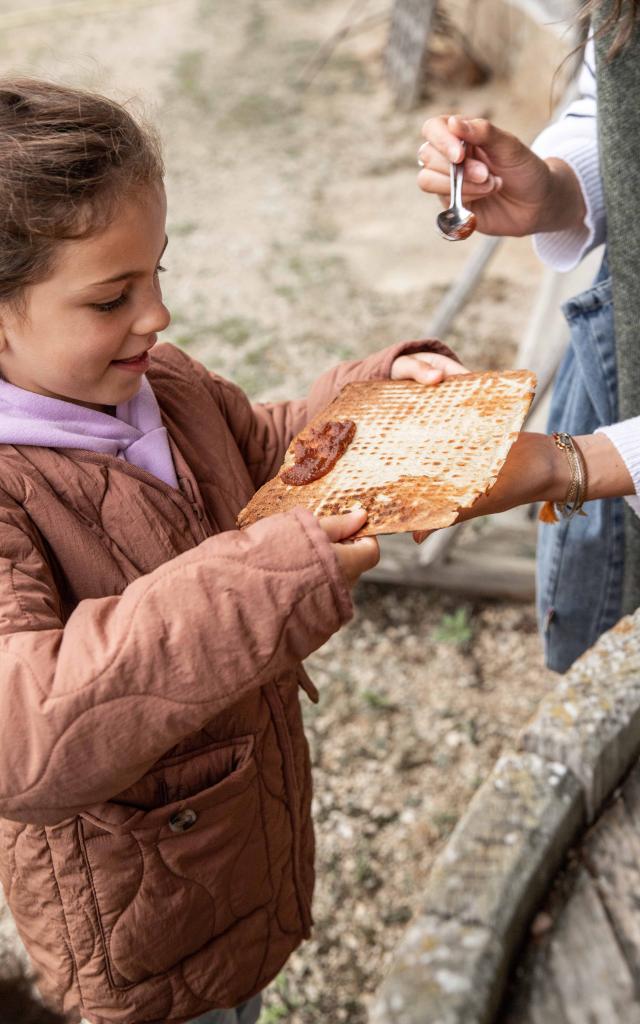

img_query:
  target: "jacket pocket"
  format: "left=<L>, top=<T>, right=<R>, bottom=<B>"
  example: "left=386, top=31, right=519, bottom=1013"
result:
left=78, top=735, right=273, bottom=988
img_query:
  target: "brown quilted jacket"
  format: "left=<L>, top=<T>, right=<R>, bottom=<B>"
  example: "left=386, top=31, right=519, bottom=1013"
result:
left=0, top=338, right=447, bottom=1023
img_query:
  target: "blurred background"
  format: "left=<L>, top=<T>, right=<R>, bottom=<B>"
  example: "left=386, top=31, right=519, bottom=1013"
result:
left=0, top=1, right=581, bottom=1021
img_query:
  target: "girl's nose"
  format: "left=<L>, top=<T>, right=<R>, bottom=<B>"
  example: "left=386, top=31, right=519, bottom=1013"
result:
left=133, top=295, right=171, bottom=337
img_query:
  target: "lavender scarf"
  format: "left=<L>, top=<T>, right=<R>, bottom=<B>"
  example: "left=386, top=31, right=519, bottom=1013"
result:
left=0, top=375, right=178, bottom=488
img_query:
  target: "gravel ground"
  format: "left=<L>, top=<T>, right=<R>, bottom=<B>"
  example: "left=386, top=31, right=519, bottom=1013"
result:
left=280, top=590, right=553, bottom=1024
left=0, top=1, right=566, bottom=1020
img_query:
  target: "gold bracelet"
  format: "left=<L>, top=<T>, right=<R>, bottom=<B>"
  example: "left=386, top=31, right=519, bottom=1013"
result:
left=538, top=432, right=588, bottom=524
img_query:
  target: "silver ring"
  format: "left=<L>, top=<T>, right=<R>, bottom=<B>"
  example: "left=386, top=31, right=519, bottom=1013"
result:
left=417, top=141, right=429, bottom=168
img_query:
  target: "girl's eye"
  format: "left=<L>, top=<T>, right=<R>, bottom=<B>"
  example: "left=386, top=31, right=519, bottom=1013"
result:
left=92, top=294, right=127, bottom=314
left=90, top=265, right=166, bottom=312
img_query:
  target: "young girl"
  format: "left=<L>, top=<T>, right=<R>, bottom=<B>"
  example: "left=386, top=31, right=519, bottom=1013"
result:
left=0, top=79, right=461, bottom=1024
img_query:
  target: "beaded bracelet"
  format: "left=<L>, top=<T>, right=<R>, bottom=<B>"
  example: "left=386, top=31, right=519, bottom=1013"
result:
left=538, top=432, right=588, bottom=524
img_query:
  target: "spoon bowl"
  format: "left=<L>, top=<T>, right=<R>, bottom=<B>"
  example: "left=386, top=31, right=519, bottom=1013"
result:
left=436, top=146, right=477, bottom=242
left=437, top=206, right=477, bottom=241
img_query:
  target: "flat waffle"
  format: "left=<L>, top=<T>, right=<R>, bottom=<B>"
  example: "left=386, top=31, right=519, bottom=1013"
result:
left=238, top=369, right=536, bottom=537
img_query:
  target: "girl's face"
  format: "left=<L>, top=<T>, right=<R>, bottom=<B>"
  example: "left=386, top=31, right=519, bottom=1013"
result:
left=0, top=184, right=170, bottom=411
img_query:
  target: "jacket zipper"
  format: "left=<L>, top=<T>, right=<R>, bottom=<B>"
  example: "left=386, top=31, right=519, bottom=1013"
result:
left=264, top=683, right=312, bottom=935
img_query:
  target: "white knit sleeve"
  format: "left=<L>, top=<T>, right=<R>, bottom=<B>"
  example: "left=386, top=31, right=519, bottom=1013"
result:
left=595, top=420, right=640, bottom=517
left=531, top=42, right=605, bottom=272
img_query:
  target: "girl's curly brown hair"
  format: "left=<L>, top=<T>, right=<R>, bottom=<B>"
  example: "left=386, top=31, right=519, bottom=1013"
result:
left=0, top=78, right=163, bottom=308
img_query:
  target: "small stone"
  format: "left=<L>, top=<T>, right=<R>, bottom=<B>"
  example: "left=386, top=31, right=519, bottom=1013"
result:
left=530, top=911, right=553, bottom=937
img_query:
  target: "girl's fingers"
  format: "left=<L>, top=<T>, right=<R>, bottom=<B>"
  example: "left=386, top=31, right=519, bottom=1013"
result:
left=333, top=535, right=380, bottom=586
left=318, top=508, right=367, bottom=542
left=412, top=353, right=470, bottom=376
left=390, top=352, right=470, bottom=385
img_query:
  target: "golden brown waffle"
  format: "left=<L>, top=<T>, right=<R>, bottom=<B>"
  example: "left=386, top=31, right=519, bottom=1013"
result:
left=238, top=369, right=536, bottom=537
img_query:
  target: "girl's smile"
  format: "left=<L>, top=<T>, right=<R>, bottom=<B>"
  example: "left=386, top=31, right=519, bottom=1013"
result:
left=0, top=184, right=170, bottom=411
left=110, top=339, right=157, bottom=373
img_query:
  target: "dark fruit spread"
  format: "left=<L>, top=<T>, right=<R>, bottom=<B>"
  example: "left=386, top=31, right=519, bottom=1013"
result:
left=280, top=419, right=356, bottom=486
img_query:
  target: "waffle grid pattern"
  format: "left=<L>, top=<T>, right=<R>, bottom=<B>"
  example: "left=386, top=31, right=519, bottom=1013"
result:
left=239, top=370, right=536, bottom=536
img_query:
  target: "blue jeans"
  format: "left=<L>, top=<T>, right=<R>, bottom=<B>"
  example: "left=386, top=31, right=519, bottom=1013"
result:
left=537, top=253, right=625, bottom=672
left=189, top=994, right=262, bottom=1024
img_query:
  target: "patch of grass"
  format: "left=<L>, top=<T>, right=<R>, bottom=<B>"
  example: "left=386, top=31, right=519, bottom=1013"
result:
left=173, top=49, right=212, bottom=111
left=433, top=607, right=472, bottom=648
left=168, top=221, right=198, bottom=238
left=258, top=973, right=301, bottom=1021
left=465, top=717, right=480, bottom=745
left=234, top=361, right=279, bottom=398
left=223, top=92, right=292, bottom=131
left=286, top=251, right=347, bottom=287
left=361, top=689, right=397, bottom=712
left=172, top=331, right=199, bottom=349
left=258, top=1004, right=289, bottom=1024
left=382, top=905, right=412, bottom=926
left=212, top=316, right=257, bottom=347
left=244, top=1, right=268, bottom=47
left=433, top=811, right=459, bottom=835
left=356, top=852, right=382, bottom=891
left=330, top=53, right=374, bottom=94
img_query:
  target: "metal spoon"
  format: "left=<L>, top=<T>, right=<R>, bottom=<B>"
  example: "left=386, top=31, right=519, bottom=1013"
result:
left=436, top=144, right=477, bottom=242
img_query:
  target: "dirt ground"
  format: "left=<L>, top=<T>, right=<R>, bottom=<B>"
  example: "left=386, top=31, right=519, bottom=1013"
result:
left=0, top=1, right=570, bottom=1020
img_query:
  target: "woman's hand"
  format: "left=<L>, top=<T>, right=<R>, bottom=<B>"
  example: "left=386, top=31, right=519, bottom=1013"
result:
left=414, top=432, right=635, bottom=543
left=412, top=432, right=557, bottom=543
left=391, top=350, right=470, bottom=384
left=456, top=432, right=565, bottom=519
left=417, top=115, right=586, bottom=238
left=461, top=432, right=634, bottom=518
left=319, top=509, right=379, bottom=586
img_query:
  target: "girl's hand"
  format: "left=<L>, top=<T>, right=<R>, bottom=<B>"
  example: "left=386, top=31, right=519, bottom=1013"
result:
left=417, top=115, right=586, bottom=238
left=391, top=351, right=469, bottom=385
left=319, top=509, right=379, bottom=586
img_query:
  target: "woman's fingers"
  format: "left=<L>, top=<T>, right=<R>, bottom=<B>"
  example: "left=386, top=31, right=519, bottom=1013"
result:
left=418, top=143, right=492, bottom=186
left=421, top=114, right=466, bottom=162
left=417, top=167, right=501, bottom=200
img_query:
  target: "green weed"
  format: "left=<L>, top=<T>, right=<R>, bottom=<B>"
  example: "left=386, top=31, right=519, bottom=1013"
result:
left=212, top=316, right=256, bottom=347
left=433, top=811, right=458, bottom=834
left=361, top=689, right=396, bottom=712
left=258, top=1005, right=289, bottom=1024
left=433, top=608, right=472, bottom=648
left=173, top=50, right=212, bottom=112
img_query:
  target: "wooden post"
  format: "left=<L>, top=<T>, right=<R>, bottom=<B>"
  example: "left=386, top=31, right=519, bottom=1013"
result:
left=385, top=0, right=437, bottom=109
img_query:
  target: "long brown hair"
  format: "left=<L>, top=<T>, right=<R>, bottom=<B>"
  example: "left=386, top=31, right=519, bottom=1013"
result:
left=0, top=79, right=163, bottom=308
left=581, top=0, right=640, bottom=58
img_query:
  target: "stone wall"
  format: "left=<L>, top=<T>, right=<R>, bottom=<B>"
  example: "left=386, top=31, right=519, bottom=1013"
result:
left=370, top=611, right=640, bottom=1023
